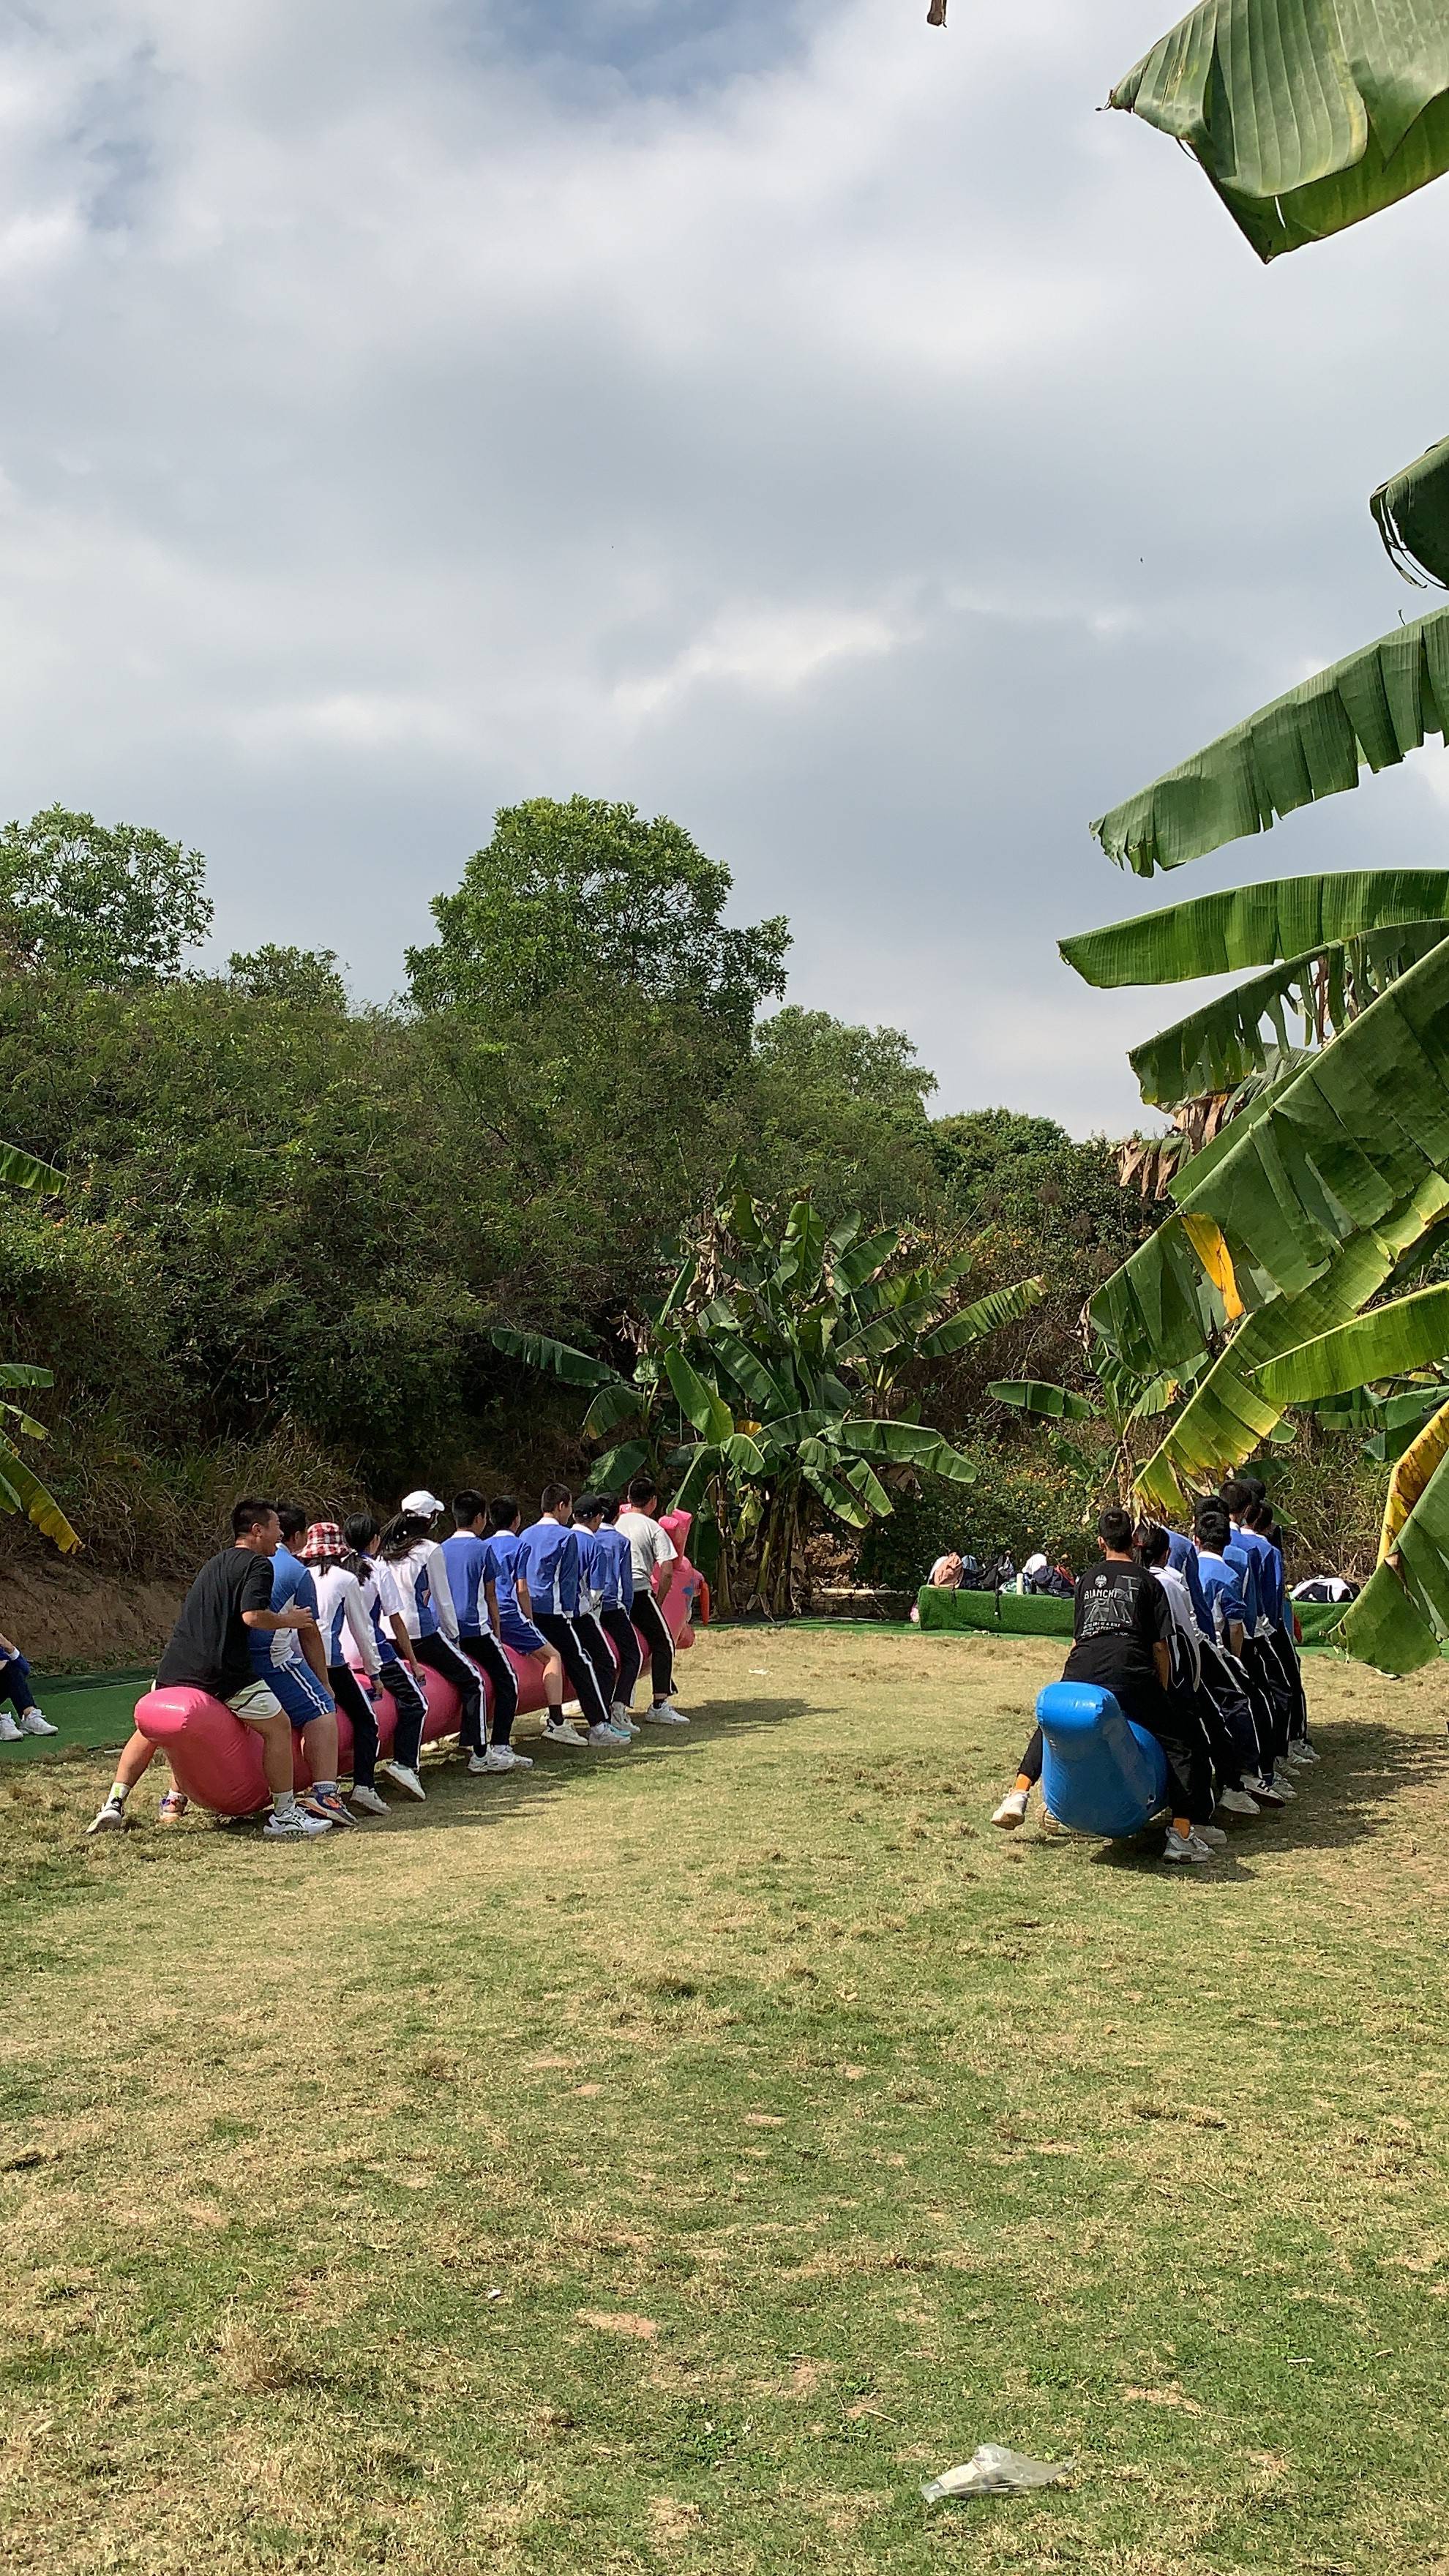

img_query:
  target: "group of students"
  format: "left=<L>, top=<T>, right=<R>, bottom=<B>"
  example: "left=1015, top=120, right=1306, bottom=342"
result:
left=86, top=1476, right=690, bottom=1841
left=992, top=1474, right=1314, bottom=1864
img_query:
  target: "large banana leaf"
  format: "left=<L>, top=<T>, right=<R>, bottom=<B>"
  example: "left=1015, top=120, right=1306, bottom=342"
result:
left=1254, top=1281, right=1449, bottom=1405
left=916, top=1276, right=1045, bottom=1358
left=662, top=1349, right=735, bottom=1447
left=581, top=1378, right=649, bottom=1441
left=1340, top=1399, right=1449, bottom=1671
left=1371, top=432, right=1449, bottom=588
left=839, top=1419, right=978, bottom=1486
left=832, top=1226, right=899, bottom=1293
left=1132, top=1172, right=1449, bottom=1512
left=988, top=1379, right=1098, bottom=1423
left=0, top=1141, right=61, bottom=1194
left=1092, top=608, right=1449, bottom=877
left=490, top=1327, right=618, bottom=1390
left=1093, top=934, right=1449, bottom=1366
left=1111, top=0, right=1449, bottom=263
left=1126, top=926, right=1448, bottom=1109
left=1060, top=872, right=1449, bottom=989
left=0, top=1434, right=80, bottom=1553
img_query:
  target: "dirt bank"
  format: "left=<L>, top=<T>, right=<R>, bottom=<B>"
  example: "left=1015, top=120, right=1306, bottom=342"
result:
left=0, top=1556, right=185, bottom=1674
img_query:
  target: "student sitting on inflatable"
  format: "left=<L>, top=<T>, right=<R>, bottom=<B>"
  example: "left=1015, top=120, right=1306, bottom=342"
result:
left=991, top=1505, right=1218, bottom=1865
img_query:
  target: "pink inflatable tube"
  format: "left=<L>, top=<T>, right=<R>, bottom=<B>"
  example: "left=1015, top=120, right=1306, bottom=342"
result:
left=136, top=1513, right=703, bottom=1818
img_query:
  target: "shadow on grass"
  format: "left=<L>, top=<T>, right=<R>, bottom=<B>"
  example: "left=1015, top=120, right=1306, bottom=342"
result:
left=1074, top=1715, right=1447, bottom=1881
left=340, top=1694, right=815, bottom=1839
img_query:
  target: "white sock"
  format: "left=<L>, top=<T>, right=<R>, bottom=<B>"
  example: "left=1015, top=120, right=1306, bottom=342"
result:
left=273, top=1789, right=297, bottom=1818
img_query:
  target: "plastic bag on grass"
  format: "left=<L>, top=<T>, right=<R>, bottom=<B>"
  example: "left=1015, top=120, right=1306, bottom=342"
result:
left=921, top=2444, right=1070, bottom=2502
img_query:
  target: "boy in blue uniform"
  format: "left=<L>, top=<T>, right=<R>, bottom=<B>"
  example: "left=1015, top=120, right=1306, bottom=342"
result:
left=514, top=1486, right=628, bottom=1747
left=252, top=1503, right=350, bottom=1828
left=1195, top=1501, right=1289, bottom=1808
left=577, top=1494, right=642, bottom=1730
left=441, top=1492, right=528, bottom=1772
left=481, top=1495, right=574, bottom=1742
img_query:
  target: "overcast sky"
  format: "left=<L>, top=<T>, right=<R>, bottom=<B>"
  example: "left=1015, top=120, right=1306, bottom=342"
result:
left=4, top=0, right=1449, bottom=1134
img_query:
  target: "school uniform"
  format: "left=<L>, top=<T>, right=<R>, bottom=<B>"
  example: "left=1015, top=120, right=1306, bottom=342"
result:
left=310, top=1561, right=386, bottom=1791
left=1063, top=1558, right=1212, bottom=1824
left=440, top=1529, right=520, bottom=1749
left=569, top=1523, right=627, bottom=1715
left=590, top=1521, right=643, bottom=1710
left=514, top=1516, right=612, bottom=1731
left=351, top=1554, right=430, bottom=1775
left=384, top=1540, right=487, bottom=1754
left=617, top=1508, right=678, bottom=1703
left=248, top=1542, right=336, bottom=1733
left=482, top=1529, right=550, bottom=1658
left=1197, top=1546, right=1276, bottom=1782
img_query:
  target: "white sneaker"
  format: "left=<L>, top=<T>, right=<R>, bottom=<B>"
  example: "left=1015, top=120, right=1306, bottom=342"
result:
left=588, top=1722, right=626, bottom=1746
left=1292, top=1742, right=1320, bottom=1764
left=1162, top=1825, right=1213, bottom=1864
left=1194, top=1822, right=1229, bottom=1847
left=1286, top=1744, right=1314, bottom=1768
left=992, top=1789, right=1029, bottom=1830
left=350, top=1785, right=389, bottom=1816
left=0, top=1713, right=20, bottom=1742
left=379, top=1761, right=426, bottom=1801
left=1268, top=1773, right=1297, bottom=1799
left=641, top=1702, right=689, bottom=1726
left=612, top=1704, right=641, bottom=1734
left=544, top=1719, right=588, bottom=1748
left=1217, top=1786, right=1261, bottom=1817
left=1040, top=1811, right=1068, bottom=1838
left=86, top=1797, right=127, bottom=1834
left=473, top=1745, right=534, bottom=1772
left=17, top=1710, right=57, bottom=1737
left=263, top=1806, right=332, bottom=1839
left=1246, top=1773, right=1287, bottom=1808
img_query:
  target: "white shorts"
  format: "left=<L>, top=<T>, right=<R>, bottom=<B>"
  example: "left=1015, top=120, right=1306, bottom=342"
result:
left=225, top=1680, right=283, bottom=1723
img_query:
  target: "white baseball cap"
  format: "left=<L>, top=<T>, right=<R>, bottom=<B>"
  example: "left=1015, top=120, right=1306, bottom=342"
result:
left=401, top=1488, right=445, bottom=1517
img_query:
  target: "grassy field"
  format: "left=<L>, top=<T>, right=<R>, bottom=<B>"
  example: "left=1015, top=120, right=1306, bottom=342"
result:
left=2, top=1626, right=1448, bottom=2575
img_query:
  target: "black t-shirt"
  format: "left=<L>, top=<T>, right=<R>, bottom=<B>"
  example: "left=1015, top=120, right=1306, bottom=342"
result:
left=155, top=1547, right=276, bottom=1699
left=1063, top=1560, right=1171, bottom=1696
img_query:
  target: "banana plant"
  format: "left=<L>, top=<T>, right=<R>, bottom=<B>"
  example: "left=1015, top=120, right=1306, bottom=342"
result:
left=989, top=1355, right=1186, bottom=1512
left=0, top=1135, right=80, bottom=1552
left=492, top=1192, right=1044, bottom=1614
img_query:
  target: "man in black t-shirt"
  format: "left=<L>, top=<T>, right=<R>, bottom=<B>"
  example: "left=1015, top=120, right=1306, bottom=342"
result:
left=87, top=1500, right=333, bottom=1842
left=993, top=1508, right=1214, bottom=1860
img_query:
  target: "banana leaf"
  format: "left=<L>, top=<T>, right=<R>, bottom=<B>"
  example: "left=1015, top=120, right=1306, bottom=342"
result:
left=490, top=1326, right=618, bottom=1390
left=777, top=1199, right=826, bottom=1296
left=916, top=1275, right=1045, bottom=1358
left=0, top=1363, right=54, bottom=1388
left=1111, top=0, right=1449, bottom=263
left=1061, top=872, right=1449, bottom=989
left=1254, top=1281, right=1449, bottom=1405
left=987, top=1379, right=1098, bottom=1423
left=798, top=1442, right=875, bottom=1529
left=833, top=1315, right=910, bottom=1364
left=838, top=1419, right=977, bottom=1486
left=662, top=1350, right=735, bottom=1446
left=703, top=1333, right=790, bottom=1421
left=581, top=1379, right=648, bottom=1441
left=0, top=1140, right=61, bottom=1194
left=1093, top=934, right=1449, bottom=1366
left=588, top=1439, right=650, bottom=1495
left=832, top=1226, right=899, bottom=1293
left=1127, top=926, right=1449, bottom=1109
left=1130, top=1171, right=1449, bottom=1513
left=1093, top=608, right=1449, bottom=877
left=1371, top=432, right=1449, bottom=588
left=1340, top=1398, right=1449, bottom=1671
left=0, top=1435, right=80, bottom=1553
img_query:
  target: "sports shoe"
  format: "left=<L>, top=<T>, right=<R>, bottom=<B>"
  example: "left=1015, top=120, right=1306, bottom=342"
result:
left=544, top=1718, right=588, bottom=1748
left=17, top=1710, right=57, bottom=1737
left=473, top=1745, right=534, bottom=1772
left=1195, top=1822, right=1229, bottom=1847
left=1040, top=1810, right=1068, bottom=1837
left=640, top=1702, right=689, bottom=1726
left=0, top=1712, right=20, bottom=1742
left=1162, top=1825, right=1213, bottom=1864
left=350, top=1785, right=389, bottom=1816
left=992, top=1789, right=1029, bottom=1830
left=263, top=1805, right=332, bottom=1840
left=86, top=1797, right=127, bottom=1834
left=1292, top=1741, right=1320, bottom=1765
left=1286, top=1743, right=1314, bottom=1768
left=1217, top=1786, right=1260, bottom=1817
left=307, top=1791, right=356, bottom=1828
left=157, top=1790, right=190, bottom=1824
left=588, top=1722, right=626, bottom=1746
left=379, top=1761, right=426, bottom=1800
left=1245, top=1773, right=1287, bottom=1808
left=610, top=1702, right=636, bottom=1731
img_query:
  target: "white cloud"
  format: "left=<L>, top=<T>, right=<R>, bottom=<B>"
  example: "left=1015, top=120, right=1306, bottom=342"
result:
left=1, top=0, right=1448, bottom=1131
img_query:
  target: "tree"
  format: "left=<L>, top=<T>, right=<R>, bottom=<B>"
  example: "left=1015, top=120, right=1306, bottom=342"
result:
left=227, top=946, right=349, bottom=1011
left=1053, top=1, right=1449, bottom=1671
left=493, top=1191, right=1044, bottom=1614
left=0, top=1131, right=80, bottom=1553
left=0, top=808, right=211, bottom=986
left=407, top=796, right=791, bottom=1043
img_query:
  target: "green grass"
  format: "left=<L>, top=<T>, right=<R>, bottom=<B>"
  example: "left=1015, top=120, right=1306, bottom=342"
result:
left=0, top=1673, right=150, bottom=1763
left=2, top=1627, right=1448, bottom=2575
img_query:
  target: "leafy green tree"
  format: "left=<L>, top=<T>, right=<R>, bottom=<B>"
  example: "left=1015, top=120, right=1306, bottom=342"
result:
left=0, top=808, right=211, bottom=986
left=227, top=945, right=349, bottom=1011
left=406, top=796, right=790, bottom=1042
left=494, top=1192, right=1043, bottom=1614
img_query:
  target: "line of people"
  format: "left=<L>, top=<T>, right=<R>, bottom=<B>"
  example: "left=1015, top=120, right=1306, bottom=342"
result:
left=992, top=1474, right=1314, bottom=1864
left=87, top=1475, right=691, bottom=1840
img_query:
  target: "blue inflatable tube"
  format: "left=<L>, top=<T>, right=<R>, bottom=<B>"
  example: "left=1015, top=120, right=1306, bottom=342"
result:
left=1036, top=1680, right=1169, bottom=1838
